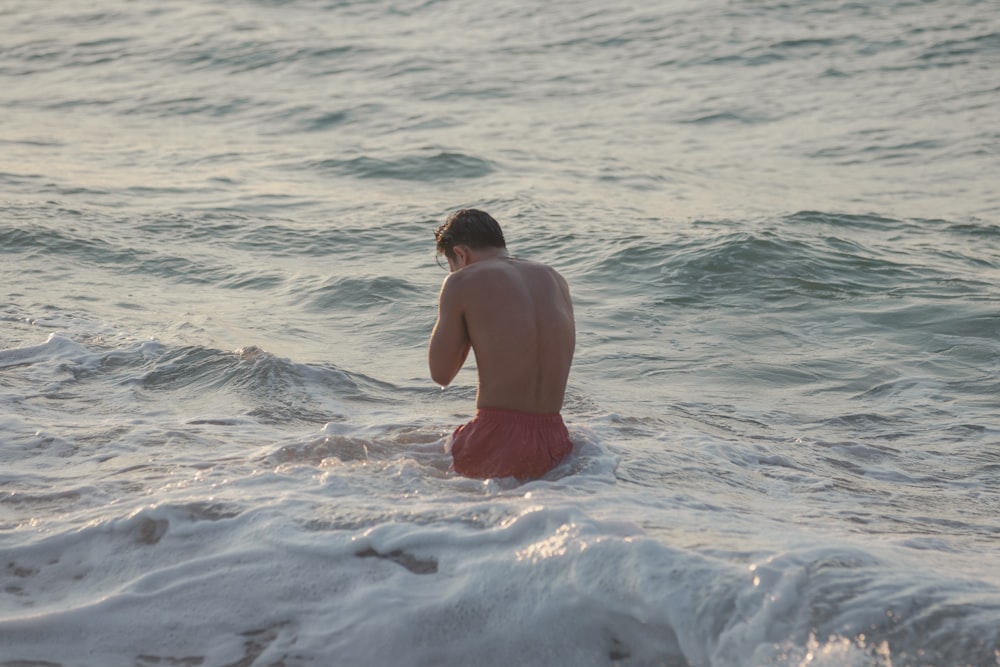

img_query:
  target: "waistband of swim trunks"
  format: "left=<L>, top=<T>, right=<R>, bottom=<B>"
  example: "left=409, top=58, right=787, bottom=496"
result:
left=474, top=406, right=566, bottom=425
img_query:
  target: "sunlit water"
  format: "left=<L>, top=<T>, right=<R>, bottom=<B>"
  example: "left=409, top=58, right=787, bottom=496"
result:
left=2, top=1, right=999, bottom=665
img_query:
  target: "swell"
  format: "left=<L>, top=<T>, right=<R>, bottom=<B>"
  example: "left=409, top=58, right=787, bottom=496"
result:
left=0, top=207, right=432, bottom=312
left=114, top=343, right=398, bottom=422
left=303, top=151, right=495, bottom=182
left=0, top=217, right=284, bottom=289
left=0, top=334, right=393, bottom=429
left=578, top=211, right=1000, bottom=446
left=586, top=212, right=998, bottom=309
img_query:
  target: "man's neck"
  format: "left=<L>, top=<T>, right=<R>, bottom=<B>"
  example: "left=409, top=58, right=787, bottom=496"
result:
left=468, top=248, right=511, bottom=264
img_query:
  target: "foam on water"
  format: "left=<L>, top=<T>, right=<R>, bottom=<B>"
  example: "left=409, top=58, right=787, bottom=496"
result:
left=4, top=492, right=999, bottom=666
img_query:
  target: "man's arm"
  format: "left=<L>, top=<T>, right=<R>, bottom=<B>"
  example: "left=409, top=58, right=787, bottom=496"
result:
left=428, top=273, right=471, bottom=387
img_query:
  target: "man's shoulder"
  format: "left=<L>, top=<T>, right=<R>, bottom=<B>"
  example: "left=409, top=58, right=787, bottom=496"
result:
left=517, top=259, right=567, bottom=285
left=440, top=262, right=492, bottom=296
left=484, top=258, right=566, bottom=286
left=453, top=258, right=564, bottom=289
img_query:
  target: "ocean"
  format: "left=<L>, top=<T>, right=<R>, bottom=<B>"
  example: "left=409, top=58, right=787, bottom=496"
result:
left=2, top=0, right=999, bottom=665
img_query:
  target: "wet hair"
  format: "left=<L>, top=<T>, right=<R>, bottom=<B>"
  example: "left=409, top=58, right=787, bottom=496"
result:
left=435, top=209, right=506, bottom=262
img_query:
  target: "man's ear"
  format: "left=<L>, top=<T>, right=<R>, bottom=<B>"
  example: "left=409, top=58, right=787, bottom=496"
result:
left=453, top=245, right=471, bottom=269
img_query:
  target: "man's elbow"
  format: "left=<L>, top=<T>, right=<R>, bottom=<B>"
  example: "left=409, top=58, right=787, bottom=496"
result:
left=428, top=338, right=468, bottom=387
left=430, top=365, right=456, bottom=388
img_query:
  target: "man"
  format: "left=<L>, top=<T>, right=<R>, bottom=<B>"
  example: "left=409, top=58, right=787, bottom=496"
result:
left=429, top=209, right=575, bottom=480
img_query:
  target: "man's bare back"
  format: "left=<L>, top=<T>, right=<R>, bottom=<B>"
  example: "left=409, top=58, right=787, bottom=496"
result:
left=430, top=254, right=574, bottom=413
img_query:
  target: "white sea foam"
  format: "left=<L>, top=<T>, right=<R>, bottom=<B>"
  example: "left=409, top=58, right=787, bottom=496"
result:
left=7, top=491, right=992, bottom=666
left=0, top=333, right=92, bottom=369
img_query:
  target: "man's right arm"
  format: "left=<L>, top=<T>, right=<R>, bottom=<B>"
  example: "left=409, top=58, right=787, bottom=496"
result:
left=428, top=273, right=471, bottom=387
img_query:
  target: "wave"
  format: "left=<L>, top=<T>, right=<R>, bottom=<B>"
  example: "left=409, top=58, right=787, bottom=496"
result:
left=169, top=38, right=369, bottom=77
left=298, top=274, right=420, bottom=312
left=306, top=151, right=495, bottom=182
left=2, top=501, right=997, bottom=666
left=0, top=333, right=394, bottom=428
left=585, top=212, right=997, bottom=310
left=0, top=333, right=92, bottom=370
left=918, top=30, right=1000, bottom=67
left=0, top=212, right=290, bottom=290
left=1, top=205, right=437, bottom=304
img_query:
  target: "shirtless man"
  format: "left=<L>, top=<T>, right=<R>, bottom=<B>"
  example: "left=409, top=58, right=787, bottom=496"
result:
left=429, top=209, right=575, bottom=480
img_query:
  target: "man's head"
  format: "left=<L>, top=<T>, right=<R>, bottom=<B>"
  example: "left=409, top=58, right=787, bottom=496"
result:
left=435, top=209, right=506, bottom=269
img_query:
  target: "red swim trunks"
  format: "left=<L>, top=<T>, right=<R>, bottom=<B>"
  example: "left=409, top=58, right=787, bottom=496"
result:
left=449, top=407, right=573, bottom=480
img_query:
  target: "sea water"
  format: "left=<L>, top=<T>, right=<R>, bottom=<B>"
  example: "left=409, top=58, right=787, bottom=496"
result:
left=1, top=1, right=999, bottom=665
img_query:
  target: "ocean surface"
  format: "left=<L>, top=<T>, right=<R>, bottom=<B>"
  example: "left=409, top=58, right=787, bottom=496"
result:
left=2, top=0, right=999, bottom=665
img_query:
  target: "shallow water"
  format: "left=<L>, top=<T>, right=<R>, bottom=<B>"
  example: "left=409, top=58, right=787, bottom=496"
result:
left=2, top=1, right=999, bottom=665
